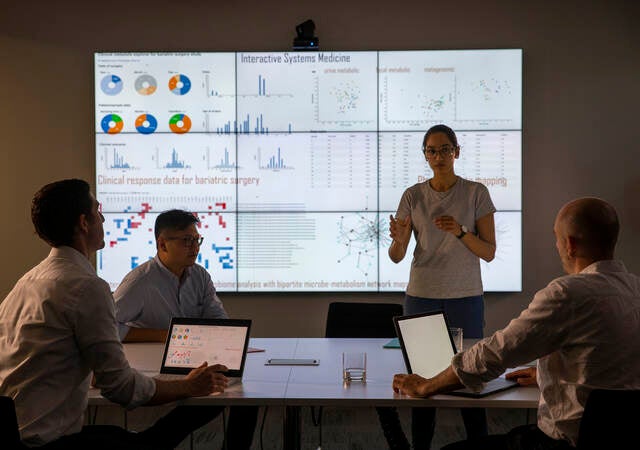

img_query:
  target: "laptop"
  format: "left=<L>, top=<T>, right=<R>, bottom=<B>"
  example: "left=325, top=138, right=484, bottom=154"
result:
left=158, top=317, right=252, bottom=385
left=393, top=311, right=518, bottom=398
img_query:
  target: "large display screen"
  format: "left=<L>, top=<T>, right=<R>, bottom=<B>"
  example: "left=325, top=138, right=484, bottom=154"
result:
left=95, top=50, right=522, bottom=292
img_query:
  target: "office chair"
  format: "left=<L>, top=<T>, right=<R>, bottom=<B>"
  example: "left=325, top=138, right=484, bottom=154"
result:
left=324, top=301, right=403, bottom=339
left=575, top=388, right=640, bottom=449
left=323, top=301, right=409, bottom=450
left=0, top=395, right=25, bottom=449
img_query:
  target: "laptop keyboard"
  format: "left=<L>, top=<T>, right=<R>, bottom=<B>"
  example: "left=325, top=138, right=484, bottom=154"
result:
left=155, top=374, right=242, bottom=386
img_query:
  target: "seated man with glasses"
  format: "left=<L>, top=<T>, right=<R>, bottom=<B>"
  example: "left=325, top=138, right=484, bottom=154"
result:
left=114, top=208, right=258, bottom=449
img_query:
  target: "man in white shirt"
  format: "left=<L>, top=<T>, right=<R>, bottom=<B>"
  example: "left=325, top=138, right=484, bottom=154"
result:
left=114, top=209, right=257, bottom=449
left=0, top=179, right=229, bottom=449
left=393, top=197, right=640, bottom=449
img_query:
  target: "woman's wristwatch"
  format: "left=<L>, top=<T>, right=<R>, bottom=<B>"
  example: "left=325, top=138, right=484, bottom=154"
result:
left=456, top=225, right=468, bottom=239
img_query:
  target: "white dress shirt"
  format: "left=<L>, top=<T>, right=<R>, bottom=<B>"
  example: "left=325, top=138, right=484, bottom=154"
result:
left=452, top=260, right=640, bottom=446
left=0, top=246, right=155, bottom=447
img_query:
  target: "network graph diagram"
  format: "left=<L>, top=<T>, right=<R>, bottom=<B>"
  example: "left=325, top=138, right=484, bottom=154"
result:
left=336, top=214, right=384, bottom=277
left=236, top=212, right=379, bottom=292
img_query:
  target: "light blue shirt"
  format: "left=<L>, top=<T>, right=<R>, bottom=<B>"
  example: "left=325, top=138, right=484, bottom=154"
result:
left=114, top=255, right=228, bottom=340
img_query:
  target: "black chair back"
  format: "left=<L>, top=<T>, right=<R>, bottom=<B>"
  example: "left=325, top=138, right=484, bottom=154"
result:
left=325, top=302, right=403, bottom=338
left=576, top=388, right=640, bottom=449
left=0, top=395, right=22, bottom=449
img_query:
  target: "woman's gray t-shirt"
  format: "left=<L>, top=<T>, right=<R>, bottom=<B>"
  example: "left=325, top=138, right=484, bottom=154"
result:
left=395, top=177, right=496, bottom=298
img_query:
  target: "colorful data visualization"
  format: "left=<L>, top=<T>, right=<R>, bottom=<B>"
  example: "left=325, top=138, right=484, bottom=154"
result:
left=95, top=50, right=522, bottom=292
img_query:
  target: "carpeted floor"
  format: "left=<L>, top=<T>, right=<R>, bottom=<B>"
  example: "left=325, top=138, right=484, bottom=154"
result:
left=95, top=404, right=535, bottom=449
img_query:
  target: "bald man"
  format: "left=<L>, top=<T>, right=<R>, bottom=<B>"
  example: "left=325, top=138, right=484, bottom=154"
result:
left=393, top=197, right=640, bottom=450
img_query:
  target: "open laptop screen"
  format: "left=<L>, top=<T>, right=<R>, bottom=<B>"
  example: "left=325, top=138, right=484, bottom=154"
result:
left=394, top=311, right=456, bottom=378
left=160, top=317, right=251, bottom=377
left=393, top=311, right=519, bottom=397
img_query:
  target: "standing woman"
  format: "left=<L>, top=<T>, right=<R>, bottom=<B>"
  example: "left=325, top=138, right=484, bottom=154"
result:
left=389, top=124, right=496, bottom=448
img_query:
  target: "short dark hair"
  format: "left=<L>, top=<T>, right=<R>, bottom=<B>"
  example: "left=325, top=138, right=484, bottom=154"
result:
left=31, top=179, right=93, bottom=247
left=422, top=124, right=459, bottom=150
left=154, top=209, right=200, bottom=239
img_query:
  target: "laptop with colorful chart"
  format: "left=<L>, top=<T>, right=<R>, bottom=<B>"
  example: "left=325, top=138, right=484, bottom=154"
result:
left=159, top=317, right=252, bottom=385
left=393, top=311, right=518, bottom=398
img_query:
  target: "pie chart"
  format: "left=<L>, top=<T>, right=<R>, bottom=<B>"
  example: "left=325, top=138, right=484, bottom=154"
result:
left=169, top=114, right=191, bottom=133
left=135, top=74, right=158, bottom=95
left=101, top=114, right=124, bottom=134
left=168, top=74, right=191, bottom=95
left=100, top=74, right=123, bottom=95
left=135, top=114, right=158, bottom=134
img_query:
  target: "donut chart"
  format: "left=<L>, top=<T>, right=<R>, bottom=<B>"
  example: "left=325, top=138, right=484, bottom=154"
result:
left=135, top=114, right=158, bottom=134
left=169, top=114, right=191, bottom=133
left=100, top=74, right=123, bottom=95
left=168, top=74, right=191, bottom=95
left=100, top=114, right=124, bottom=134
left=135, top=74, right=158, bottom=95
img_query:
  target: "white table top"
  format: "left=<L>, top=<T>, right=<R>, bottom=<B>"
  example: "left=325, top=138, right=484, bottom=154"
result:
left=284, top=338, right=539, bottom=408
left=88, top=338, right=539, bottom=408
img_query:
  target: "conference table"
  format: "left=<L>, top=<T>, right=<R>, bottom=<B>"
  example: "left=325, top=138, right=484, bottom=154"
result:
left=88, top=338, right=539, bottom=449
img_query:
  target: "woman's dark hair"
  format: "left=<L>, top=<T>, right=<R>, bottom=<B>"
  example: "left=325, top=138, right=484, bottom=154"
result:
left=154, top=209, right=200, bottom=239
left=31, top=179, right=93, bottom=247
left=422, top=124, right=459, bottom=150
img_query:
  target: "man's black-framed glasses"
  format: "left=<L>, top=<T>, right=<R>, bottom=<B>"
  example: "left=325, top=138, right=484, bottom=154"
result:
left=165, top=235, right=204, bottom=248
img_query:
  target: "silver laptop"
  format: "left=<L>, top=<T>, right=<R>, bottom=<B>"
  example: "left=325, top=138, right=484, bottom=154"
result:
left=158, top=317, right=251, bottom=385
left=393, top=311, right=518, bottom=398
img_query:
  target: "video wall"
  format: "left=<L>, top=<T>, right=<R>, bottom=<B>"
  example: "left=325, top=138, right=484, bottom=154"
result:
left=95, top=49, right=522, bottom=292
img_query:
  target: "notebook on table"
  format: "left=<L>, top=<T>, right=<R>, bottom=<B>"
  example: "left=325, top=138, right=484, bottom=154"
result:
left=393, top=311, right=518, bottom=398
left=158, top=317, right=252, bottom=386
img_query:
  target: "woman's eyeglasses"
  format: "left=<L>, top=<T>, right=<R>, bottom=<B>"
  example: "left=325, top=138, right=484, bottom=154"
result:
left=423, top=145, right=456, bottom=159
